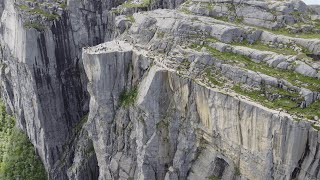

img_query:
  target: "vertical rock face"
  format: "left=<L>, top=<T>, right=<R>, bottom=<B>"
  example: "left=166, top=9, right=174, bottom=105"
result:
left=1, top=0, right=320, bottom=179
left=0, top=0, right=188, bottom=178
left=0, top=0, right=119, bottom=178
left=83, top=41, right=147, bottom=179
left=82, top=40, right=320, bottom=180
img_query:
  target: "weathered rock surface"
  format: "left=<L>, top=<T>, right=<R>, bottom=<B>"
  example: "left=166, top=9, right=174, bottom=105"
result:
left=186, top=0, right=315, bottom=30
left=0, top=0, right=119, bottom=178
left=81, top=2, right=320, bottom=179
left=1, top=0, right=320, bottom=179
left=83, top=40, right=320, bottom=180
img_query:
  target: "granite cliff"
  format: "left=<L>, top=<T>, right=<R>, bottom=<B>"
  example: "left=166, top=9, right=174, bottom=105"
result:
left=0, top=0, right=320, bottom=179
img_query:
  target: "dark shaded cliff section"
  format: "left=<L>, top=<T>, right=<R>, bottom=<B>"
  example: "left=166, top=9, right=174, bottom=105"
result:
left=0, top=0, right=187, bottom=179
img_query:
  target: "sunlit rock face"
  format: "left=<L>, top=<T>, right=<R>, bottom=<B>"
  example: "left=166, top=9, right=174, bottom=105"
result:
left=82, top=38, right=320, bottom=180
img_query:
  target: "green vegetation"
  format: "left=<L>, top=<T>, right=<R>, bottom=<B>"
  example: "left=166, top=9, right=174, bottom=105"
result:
left=191, top=17, right=199, bottom=22
left=122, top=0, right=150, bottom=8
left=203, top=2, right=214, bottom=10
left=111, top=8, right=121, bottom=14
left=233, top=85, right=298, bottom=109
left=191, top=43, right=320, bottom=92
left=156, top=120, right=169, bottom=129
left=311, top=124, right=320, bottom=131
left=16, top=4, right=30, bottom=11
left=74, top=114, right=89, bottom=133
left=314, top=20, right=320, bottom=29
left=16, top=3, right=60, bottom=21
left=180, top=59, right=191, bottom=66
left=0, top=100, right=46, bottom=179
left=157, top=31, right=165, bottom=38
left=234, top=167, right=241, bottom=176
left=212, top=16, right=229, bottom=22
left=59, top=2, right=67, bottom=9
left=181, top=2, right=319, bottom=39
left=251, top=25, right=320, bottom=39
left=24, top=21, right=46, bottom=31
left=119, top=86, right=138, bottom=107
left=231, top=40, right=297, bottom=55
left=234, top=17, right=243, bottom=24
left=239, top=56, right=319, bottom=92
left=233, top=84, right=320, bottom=120
left=273, top=28, right=319, bottom=39
left=191, top=43, right=250, bottom=62
left=195, top=9, right=319, bottom=39
left=237, top=40, right=313, bottom=61
left=204, top=68, right=223, bottom=86
left=205, top=37, right=304, bottom=57
left=207, top=176, right=220, bottom=180
left=290, top=11, right=303, bottom=19
left=290, top=100, right=320, bottom=120
left=30, top=8, right=59, bottom=20
left=126, top=15, right=135, bottom=23
left=180, top=7, right=191, bottom=14
left=190, top=42, right=320, bottom=120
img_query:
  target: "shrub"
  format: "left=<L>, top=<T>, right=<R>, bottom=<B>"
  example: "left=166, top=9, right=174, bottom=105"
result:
left=119, top=86, right=138, bottom=107
left=24, top=22, right=46, bottom=31
left=0, top=100, right=46, bottom=179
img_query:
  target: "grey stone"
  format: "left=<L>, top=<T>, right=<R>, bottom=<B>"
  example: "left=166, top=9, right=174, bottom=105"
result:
left=294, top=61, right=318, bottom=77
left=2, top=1, right=320, bottom=180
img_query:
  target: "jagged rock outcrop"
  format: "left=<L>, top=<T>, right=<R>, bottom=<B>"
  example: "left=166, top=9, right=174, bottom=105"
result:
left=0, top=0, right=189, bottom=179
left=82, top=39, right=320, bottom=180
left=1, top=0, right=320, bottom=179
left=82, top=2, right=320, bottom=179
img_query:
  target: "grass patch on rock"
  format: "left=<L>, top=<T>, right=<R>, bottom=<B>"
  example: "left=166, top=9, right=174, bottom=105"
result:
left=122, top=0, right=150, bottom=8
left=74, top=114, right=89, bottom=133
left=16, top=3, right=60, bottom=20
left=204, top=68, right=223, bottom=87
left=190, top=43, right=320, bottom=120
left=233, top=84, right=320, bottom=120
left=191, top=43, right=320, bottom=92
left=126, top=15, right=135, bottom=23
left=231, top=40, right=297, bottom=55
left=207, top=175, right=220, bottom=180
left=119, top=86, right=138, bottom=107
left=24, top=21, right=46, bottom=31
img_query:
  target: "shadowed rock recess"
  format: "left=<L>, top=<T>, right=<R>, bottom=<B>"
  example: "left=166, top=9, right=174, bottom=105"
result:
left=0, top=0, right=320, bottom=179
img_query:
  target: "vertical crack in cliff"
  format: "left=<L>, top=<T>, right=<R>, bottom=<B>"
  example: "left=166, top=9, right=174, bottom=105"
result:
left=237, top=98, right=243, bottom=146
left=312, top=143, right=320, bottom=179
left=291, top=137, right=310, bottom=179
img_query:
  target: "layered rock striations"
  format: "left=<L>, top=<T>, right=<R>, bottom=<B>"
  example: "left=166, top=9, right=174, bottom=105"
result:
left=0, top=0, right=187, bottom=179
left=83, top=4, right=320, bottom=180
left=1, top=0, right=320, bottom=179
left=0, top=0, right=119, bottom=178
